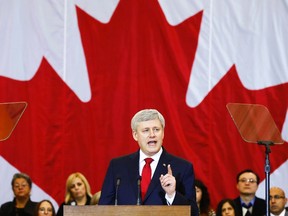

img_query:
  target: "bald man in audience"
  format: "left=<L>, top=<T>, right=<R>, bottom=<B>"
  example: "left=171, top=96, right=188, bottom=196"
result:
left=270, top=187, right=288, bottom=216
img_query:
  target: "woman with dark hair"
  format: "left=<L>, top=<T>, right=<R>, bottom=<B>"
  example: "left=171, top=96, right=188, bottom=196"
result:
left=216, top=198, right=240, bottom=216
left=195, top=179, right=216, bottom=216
left=34, top=200, right=55, bottom=216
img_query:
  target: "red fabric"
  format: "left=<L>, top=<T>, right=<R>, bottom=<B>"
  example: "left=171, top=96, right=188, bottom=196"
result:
left=141, top=158, right=153, bottom=200
left=0, top=1, right=287, bottom=209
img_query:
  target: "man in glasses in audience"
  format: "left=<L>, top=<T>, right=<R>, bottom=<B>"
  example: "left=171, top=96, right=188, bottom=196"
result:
left=233, top=169, right=266, bottom=216
left=270, top=187, right=288, bottom=216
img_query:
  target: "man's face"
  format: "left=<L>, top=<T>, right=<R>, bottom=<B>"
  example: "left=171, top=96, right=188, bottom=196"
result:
left=236, top=172, right=258, bottom=196
left=132, top=119, right=164, bottom=156
left=270, top=187, right=287, bottom=215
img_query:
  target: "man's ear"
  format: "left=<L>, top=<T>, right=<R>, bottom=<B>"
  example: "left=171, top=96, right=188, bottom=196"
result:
left=132, top=130, right=138, bottom=141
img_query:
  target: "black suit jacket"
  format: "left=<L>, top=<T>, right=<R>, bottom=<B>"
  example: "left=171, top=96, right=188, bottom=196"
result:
left=99, top=149, right=199, bottom=216
left=0, top=198, right=38, bottom=216
left=233, top=196, right=266, bottom=216
left=56, top=195, right=91, bottom=216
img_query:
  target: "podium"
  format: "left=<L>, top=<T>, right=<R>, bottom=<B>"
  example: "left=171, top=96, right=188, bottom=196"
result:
left=64, top=205, right=191, bottom=216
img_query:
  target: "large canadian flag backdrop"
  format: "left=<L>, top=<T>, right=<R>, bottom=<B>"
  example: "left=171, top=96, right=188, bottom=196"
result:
left=0, top=0, right=288, bottom=210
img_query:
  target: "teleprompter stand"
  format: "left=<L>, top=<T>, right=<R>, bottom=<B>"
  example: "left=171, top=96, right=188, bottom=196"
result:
left=226, top=103, right=284, bottom=216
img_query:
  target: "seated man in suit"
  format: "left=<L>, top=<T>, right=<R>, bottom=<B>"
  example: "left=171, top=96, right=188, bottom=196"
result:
left=270, top=187, right=288, bottom=216
left=233, top=169, right=266, bottom=216
left=99, top=109, right=198, bottom=216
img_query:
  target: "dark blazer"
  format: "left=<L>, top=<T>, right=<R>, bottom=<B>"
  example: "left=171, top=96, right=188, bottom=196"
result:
left=99, top=149, right=199, bottom=216
left=56, top=195, right=91, bottom=216
left=0, top=198, right=38, bottom=216
left=233, top=196, right=266, bottom=216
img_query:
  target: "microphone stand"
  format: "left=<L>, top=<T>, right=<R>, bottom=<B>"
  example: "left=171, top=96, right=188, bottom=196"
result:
left=137, top=176, right=141, bottom=205
left=115, top=178, right=121, bottom=206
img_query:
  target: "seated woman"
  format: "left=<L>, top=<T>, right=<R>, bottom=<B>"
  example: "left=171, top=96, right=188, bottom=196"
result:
left=216, top=198, right=240, bottom=216
left=91, top=191, right=101, bottom=205
left=195, top=179, right=216, bottom=216
left=56, top=172, right=92, bottom=216
left=34, top=200, right=55, bottom=216
left=0, top=172, right=38, bottom=216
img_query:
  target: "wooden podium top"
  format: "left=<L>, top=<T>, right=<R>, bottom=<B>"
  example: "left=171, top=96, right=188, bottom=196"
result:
left=64, top=205, right=191, bottom=216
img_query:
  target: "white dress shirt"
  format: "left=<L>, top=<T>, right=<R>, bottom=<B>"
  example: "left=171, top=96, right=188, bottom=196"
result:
left=271, top=208, right=286, bottom=216
left=139, top=148, right=175, bottom=204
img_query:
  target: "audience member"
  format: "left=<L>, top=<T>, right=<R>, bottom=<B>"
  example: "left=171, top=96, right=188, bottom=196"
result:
left=0, top=173, right=38, bottom=216
left=195, top=179, right=215, bottom=216
left=91, top=191, right=101, bottom=205
left=270, top=187, right=288, bottom=216
left=233, top=169, right=266, bottom=216
left=34, top=200, right=55, bottom=216
left=56, top=172, right=92, bottom=216
left=98, top=109, right=199, bottom=216
left=216, top=198, right=240, bottom=216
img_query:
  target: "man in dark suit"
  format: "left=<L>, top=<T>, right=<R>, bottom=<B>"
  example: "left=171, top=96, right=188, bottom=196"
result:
left=270, top=187, right=288, bottom=216
left=233, top=169, right=266, bottom=216
left=99, top=109, right=199, bottom=216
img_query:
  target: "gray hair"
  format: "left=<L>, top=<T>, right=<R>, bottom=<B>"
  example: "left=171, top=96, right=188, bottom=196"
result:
left=131, top=109, right=165, bottom=131
left=11, top=172, right=32, bottom=188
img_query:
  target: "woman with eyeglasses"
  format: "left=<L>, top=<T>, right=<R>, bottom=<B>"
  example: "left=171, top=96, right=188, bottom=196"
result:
left=0, top=172, right=38, bottom=216
left=34, top=200, right=55, bottom=216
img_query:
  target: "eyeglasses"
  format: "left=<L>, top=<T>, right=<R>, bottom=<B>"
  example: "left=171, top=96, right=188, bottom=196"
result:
left=238, top=178, right=257, bottom=184
left=269, top=195, right=285, bottom=200
left=39, top=207, right=53, bottom=214
left=13, top=183, right=28, bottom=189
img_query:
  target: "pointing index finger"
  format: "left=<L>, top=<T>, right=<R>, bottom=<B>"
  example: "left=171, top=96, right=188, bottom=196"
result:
left=167, top=164, right=173, bottom=175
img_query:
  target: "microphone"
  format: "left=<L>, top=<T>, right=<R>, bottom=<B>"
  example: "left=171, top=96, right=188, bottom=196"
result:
left=137, top=176, right=141, bottom=205
left=115, top=178, right=121, bottom=206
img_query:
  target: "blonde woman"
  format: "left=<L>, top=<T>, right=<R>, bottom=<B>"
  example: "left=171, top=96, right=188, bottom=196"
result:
left=56, top=172, right=92, bottom=216
left=91, top=191, right=101, bottom=205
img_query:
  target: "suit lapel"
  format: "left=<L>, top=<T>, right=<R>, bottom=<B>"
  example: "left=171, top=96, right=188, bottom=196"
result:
left=127, top=151, right=141, bottom=199
left=144, top=150, right=172, bottom=201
